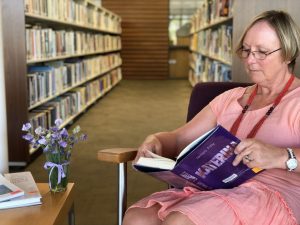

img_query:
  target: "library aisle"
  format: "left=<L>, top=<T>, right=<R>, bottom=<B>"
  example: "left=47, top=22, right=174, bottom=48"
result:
left=26, top=79, right=192, bottom=225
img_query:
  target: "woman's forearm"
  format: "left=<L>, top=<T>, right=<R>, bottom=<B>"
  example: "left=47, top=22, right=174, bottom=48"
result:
left=151, top=131, right=180, bottom=159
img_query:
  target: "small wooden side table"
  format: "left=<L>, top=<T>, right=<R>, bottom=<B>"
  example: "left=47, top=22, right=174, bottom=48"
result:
left=0, top=183, right=75, bottom=225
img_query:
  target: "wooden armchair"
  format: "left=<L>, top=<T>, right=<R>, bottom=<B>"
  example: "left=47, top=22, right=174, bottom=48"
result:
left=97, top=81, right=250, bottom=225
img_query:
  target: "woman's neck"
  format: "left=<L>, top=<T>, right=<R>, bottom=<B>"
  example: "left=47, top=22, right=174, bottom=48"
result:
left=257, top=73, right=293, bottom=97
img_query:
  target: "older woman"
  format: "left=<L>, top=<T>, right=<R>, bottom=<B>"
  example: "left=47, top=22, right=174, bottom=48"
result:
left=123, top=10, right=300, bottom=225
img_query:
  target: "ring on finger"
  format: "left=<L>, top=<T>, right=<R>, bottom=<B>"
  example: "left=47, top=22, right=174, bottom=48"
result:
left=244, top=154, right=253, bottom=162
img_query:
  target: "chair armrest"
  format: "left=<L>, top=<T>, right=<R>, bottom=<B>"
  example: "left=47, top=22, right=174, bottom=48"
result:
left=97, top=148, right=138, bottom=163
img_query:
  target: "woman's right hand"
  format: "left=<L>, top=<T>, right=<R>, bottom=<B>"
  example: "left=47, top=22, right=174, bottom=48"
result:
left=133, top=134, right=163, bottom=164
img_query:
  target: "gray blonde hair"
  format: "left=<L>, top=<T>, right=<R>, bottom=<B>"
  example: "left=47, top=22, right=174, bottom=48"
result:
left=236, top=10, right=300, bottom=72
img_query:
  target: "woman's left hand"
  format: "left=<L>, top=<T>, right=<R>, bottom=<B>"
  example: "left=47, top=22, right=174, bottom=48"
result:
left=232, top=139, right=288, bottom=169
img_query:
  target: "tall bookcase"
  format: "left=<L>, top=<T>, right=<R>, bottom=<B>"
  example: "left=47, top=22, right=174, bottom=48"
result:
left=189, top=0, right=233, bottom=86
left=189, top=0, right=300, bottom=86
left=1, top=0, right=122, bottom=165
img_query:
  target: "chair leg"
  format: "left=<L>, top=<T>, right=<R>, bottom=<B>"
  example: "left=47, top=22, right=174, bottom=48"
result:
left=118, top=162, right=127, bottom=225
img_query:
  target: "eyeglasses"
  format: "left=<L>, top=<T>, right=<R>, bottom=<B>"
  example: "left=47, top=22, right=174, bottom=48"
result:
left=237, top=48, right=282, bottom=60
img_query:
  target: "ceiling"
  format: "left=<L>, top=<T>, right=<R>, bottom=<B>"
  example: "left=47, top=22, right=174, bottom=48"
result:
left=170, top=0, right=203, bottom=17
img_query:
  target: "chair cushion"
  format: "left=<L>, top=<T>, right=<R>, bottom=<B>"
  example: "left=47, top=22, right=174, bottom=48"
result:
left=186, top=82, right=251, bottom=122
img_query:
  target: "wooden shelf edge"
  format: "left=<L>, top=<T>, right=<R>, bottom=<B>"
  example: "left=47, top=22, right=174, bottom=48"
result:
left=84, top=0, right=121, bottom=20
left=27, top=48, right=122, bottom=64
left=190, top=49, right=232, bottom=66
left=25, top=13, right=121, bottom=34
left=190, top=16, right=233, bottom=34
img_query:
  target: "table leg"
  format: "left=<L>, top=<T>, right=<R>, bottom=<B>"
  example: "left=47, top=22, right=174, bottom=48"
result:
left=118, top=162, right=127, bottom=225
left=68, top=203, right=75, bottom=225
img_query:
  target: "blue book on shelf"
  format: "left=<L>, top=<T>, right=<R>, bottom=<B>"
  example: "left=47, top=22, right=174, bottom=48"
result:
left=27, top=65, right=53, bottom=73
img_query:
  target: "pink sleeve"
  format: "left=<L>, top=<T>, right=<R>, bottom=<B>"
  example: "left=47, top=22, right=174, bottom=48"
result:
left=208, top=87, right=243, bottom=118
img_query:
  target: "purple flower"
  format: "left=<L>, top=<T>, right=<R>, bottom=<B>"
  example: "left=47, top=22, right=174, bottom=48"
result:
left=21, top=120, right=86, bottom=161
left=35, top=127, right=43, bottom=135
left=38, top=137, right=47, bottom=145
left=60, top=128, right=68, bottom=138
left=59, top=140, right=67, bottom=148
left=22, top=133, right=34, bottom=141
left=55, top=118, right=63, bottom=127
left=22, top=123, right=31, bottom=131
left=43, top=145, right=49, bottom=153
left=50, top=138, right=56, bottom=145
left=50, top=126, right=59, bottom=132
left=80, top=134, right=87, bottom=141
left=51, top=133, right=60, bottom=140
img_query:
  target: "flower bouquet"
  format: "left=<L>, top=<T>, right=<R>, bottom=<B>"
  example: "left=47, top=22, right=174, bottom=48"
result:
left=22, top=119, right=87, bottom=192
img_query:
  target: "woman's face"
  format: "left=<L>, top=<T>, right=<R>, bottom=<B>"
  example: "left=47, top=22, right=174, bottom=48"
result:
left=241, top=21, right=289, bottom=84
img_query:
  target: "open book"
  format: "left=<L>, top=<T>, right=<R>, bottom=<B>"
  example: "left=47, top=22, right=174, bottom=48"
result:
left=0, top=171, right=42, bottom=209
left=0, top=174, right=24, bottom=203
left=134, top=125, right=263, bottom=190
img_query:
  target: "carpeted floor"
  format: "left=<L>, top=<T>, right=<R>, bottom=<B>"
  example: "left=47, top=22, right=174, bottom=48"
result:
left=25, top=79, right=192, bottom=225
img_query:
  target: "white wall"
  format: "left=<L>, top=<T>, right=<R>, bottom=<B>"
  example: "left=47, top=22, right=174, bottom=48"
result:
left=93, top=0, right=102, bottom=7
left=0, top=5, right=9, bottom=173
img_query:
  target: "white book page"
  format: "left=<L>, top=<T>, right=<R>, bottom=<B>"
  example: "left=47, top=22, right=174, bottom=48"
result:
left=4, top=172, right=41, bottom=199
left=135, top=150, right=176, bottom=170
left=136, top=157, right=176, bottom=170
left=0, top=174, right=24, bottom=202
left=0, top=172, right=41, bottom=210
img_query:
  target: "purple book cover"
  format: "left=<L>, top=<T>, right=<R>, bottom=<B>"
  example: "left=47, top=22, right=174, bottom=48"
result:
left=148, top=171, right=200, bottom=189
left=134, top=125, right=263, bottom=190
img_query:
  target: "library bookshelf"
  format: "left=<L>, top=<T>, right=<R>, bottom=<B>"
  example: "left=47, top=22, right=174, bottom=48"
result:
left=188, top=0, right=233, bottom=87
left=1, top=0, right=122, bottom=165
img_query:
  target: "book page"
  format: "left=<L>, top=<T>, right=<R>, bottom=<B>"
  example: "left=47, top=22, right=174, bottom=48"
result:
left=136, top=157, right=176, bottom=170
left=0, top=174, right=24, bottom=202
left=0, top=172, right=42, bottom=209
left=4, top=172, right=40, bottom=197
left=135, top=150, right=176, bottom=170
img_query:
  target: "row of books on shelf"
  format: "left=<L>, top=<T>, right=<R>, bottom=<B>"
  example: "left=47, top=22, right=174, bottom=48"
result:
left=189, top=66, right=231, bottom=85
left=27, top=53, right=122, bottom=107
left=29, top=68, right=122, bottom=132
left=190, top=25, right=232, bottom=63
left=189, top=53, right=231, bottom=83
left=25, top=0, right=121, bottom=33
left=26, top=25, right=121, bottom=61
left=0, top=172, right=41, bottom=209
left=191, top=0, right=233, bottom=32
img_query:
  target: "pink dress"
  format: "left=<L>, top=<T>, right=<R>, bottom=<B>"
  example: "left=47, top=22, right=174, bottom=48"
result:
left=128, top=86, right=300, bottom=225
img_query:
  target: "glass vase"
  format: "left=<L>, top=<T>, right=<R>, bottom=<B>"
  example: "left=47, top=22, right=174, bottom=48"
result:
left=44, top=152, right=69, bottom=192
